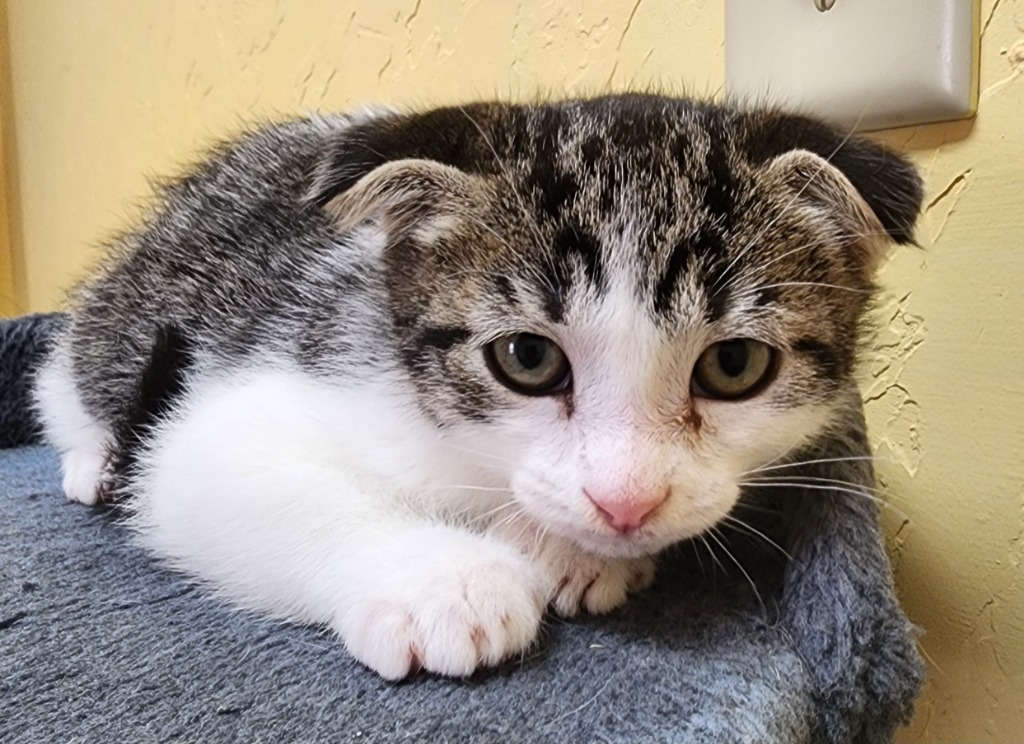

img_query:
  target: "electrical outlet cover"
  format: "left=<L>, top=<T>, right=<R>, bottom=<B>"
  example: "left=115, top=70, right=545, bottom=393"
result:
left=725, top=0, right=979, bottom=131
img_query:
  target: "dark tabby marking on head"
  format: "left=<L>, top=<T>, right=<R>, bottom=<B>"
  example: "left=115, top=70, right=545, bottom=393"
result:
left=538, top=222, right=607, bottom=323
left=554, top=224, right=603, bottom=288
left=792, top=337, right=845, bottom=383
left=414, top=326, right=472, bottom=357
left=401, top=326, right=472, bottom=375
left=541, top=266, right=569, bottom=325
left=493, top=275, right=519, bottom=308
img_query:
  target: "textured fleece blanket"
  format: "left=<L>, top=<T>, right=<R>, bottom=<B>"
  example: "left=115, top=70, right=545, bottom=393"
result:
left=0, top=313, right=922, bottom=743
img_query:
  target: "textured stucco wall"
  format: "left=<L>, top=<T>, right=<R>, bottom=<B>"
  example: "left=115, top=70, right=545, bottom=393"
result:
left=5, top=1, right=1023, bottom=740
left=874, top=3, right=1024, bottom=737
left=5, top=0, right=722, bottom=313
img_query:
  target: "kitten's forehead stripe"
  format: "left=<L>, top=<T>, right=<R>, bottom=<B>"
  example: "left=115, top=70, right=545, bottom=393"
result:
left=540, top=272, right=567, bottom=324
left=653, top=238, right=692, bottom=316
left=698, top=110, right=739, bottom=229
left=526, top=108, right=580, bottom=221
left=554, top=224, right=604, bottom=292
left=493, top=275, right=519, bottom=308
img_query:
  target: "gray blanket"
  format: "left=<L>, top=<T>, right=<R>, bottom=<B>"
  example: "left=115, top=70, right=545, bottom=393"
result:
left=0, top=313, right=922, bottom=743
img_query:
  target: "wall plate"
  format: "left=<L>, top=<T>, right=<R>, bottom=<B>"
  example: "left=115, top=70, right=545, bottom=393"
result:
left=725, top=0, right=980, bottom=132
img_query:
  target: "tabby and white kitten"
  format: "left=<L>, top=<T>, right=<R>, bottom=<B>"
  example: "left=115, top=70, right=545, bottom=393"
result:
left=34, top=95, right=921, bottom=680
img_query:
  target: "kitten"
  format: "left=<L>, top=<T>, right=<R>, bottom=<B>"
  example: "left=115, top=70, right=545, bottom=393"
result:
left=33, top=94, right=922, bottom=680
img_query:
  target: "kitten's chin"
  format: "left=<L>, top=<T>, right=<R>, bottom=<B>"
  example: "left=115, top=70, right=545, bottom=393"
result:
left=533, top=501, right=734, bottom=559
left=554, top=524, right=680, bottom=559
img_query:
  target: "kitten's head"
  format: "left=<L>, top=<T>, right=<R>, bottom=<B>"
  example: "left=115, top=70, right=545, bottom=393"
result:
left=313, top=95, right=922, bottom=557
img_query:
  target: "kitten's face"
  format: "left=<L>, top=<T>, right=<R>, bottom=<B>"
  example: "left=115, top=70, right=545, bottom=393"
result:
left=321, top=96, right=921, bottom=557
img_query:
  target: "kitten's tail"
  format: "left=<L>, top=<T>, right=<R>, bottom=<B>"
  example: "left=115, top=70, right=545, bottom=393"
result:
left=107, top=325, right=194, bottom=498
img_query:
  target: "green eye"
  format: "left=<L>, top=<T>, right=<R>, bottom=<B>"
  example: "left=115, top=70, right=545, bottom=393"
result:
left=691, top=339, right=777, bottom=400
left=485, top=333, right=571, bottom=395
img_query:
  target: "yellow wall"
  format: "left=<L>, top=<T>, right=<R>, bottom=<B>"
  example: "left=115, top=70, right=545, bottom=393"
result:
left=5, top=1, right=1023, bottom=740
left=0, top=0, right=24, bottom=316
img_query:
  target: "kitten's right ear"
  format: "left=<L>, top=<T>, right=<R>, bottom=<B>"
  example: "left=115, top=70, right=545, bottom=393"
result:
left=321, top=158, right=484, bottom=236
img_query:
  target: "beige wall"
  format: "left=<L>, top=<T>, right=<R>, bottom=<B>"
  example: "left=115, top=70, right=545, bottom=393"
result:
left=5, top=1, right=1023, bottom=740
left=0, top=0, right=23, bottom=316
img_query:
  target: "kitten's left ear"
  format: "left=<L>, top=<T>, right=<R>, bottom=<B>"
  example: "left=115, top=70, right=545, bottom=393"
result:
left=760, top=149, right=900, bottom=273
left=741, top=111, right=924, bottom=249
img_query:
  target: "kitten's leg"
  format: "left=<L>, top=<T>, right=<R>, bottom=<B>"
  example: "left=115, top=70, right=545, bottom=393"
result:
left=129, top=374, right=546, bottom=679
left=33, top=345, right=113, bottom=505
left=491, top=522, right=656, bottom=617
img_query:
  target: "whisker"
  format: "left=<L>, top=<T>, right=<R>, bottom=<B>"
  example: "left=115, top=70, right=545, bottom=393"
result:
left=424, top=483, right=513, bottom=494
left=742, top=455, right=884, bottom=476
left=730, top=501, right=786, bottom=517
left=749, top=229, right=893, bottom=277
left=738, top=480, right=909, bottom=520
left=531, top=523, right=549, bottom=561
left=442, top=443, right=517, bottom=471
left=741, top=475, right=908, bottom=504
left=691, top=539, right=708, bottom=576
left=734, top=280, right=874, bottom=296
left=720, top=514, right=796, bottom=564
left=740, top=437, right=819, bottom=476
left=463, top=500, right=521, bottom=527
left=741, top=474, right=909, bottom=509
left=708, top=527, right=767, bottom=618
left=490, top=507, right=529, bottom=534
left=508, top=515, right=538, bottom=556
left=741, top=478, right=881, bottom=498
left=698, top=534, right=727, bottom=576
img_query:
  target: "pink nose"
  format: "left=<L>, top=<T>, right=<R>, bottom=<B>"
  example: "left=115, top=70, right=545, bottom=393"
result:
left=584, top=488, right=669, bottom=533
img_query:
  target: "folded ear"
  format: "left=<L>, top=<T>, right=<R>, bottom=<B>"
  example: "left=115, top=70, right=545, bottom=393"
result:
left=740, top=111, right=924, bottom=247
left=760, top=148, right=896, bottom=274
left=322, top=158, right=483, bottom=237
left=306, top=104, right=499, bottom=208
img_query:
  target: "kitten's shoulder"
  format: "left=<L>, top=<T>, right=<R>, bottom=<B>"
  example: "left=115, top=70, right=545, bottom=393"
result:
left=154, top=108, right=395, bottom=205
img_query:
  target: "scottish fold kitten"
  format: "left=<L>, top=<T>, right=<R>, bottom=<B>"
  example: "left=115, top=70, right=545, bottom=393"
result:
left=34, top=94, right=921, bottom=679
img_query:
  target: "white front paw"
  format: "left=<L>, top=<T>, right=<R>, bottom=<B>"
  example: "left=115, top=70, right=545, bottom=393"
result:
left=61, top=449, right=110, bottom=505
left=335, top=549, right=545, bottom=680
left=539, top=542, right=657, bottom=617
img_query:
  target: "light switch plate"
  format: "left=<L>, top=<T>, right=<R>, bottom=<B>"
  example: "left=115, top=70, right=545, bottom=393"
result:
left=725, top=0, right=980, bottom=131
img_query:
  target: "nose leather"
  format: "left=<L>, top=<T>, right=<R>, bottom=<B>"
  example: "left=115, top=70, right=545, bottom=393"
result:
left=585, top=488, right=669, bottom=533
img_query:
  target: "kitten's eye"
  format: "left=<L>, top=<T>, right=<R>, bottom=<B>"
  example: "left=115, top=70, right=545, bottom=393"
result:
left=485, top=333, right=571, bottom=395
left=691, top=339, right=777, bottom=400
